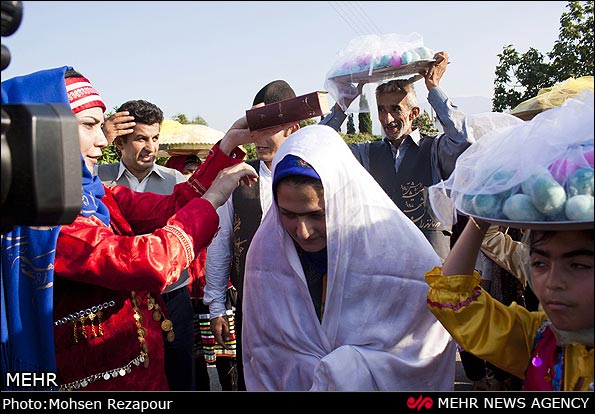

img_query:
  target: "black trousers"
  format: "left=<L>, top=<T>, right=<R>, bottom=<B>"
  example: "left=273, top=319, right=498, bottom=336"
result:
left=161, top=286, right=195, bottom=390
left=234, top=295, right=247, bottom=391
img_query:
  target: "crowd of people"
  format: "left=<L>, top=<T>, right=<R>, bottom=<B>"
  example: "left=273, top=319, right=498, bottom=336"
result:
left=1, top=50, right=592, bottom=392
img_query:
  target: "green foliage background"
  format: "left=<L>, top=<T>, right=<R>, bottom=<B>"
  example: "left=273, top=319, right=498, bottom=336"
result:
left=493, top=1, right=593, bottom=112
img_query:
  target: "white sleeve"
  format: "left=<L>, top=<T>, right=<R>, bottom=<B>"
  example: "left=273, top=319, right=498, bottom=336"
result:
left=203, top=195, right=234, bottom=317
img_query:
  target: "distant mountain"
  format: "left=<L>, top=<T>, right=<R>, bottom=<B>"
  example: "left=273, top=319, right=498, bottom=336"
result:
left=418, top=95, right=493, bottom=120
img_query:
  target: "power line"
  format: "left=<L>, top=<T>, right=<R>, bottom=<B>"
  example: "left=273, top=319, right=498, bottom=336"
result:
left=328, top=1, right=366, bottom=36
left=343, top=1, right=379, bottom=35
left=352, top=1, right=383, bottom=34
left=341, top=1, right=371, bottom=34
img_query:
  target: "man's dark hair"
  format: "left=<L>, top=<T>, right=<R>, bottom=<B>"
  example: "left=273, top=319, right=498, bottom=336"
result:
left=117, top=99, right=164, bottom=126
left=253, top=80, right=296, bottom=106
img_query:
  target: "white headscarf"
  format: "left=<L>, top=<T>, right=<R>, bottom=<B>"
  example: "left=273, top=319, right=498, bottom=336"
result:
left=242, top=125, right=456, bottom=391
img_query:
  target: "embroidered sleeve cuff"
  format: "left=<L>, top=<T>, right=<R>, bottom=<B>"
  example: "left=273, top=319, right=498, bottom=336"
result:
left=425, top=266, right=483, bottom=311
left=162, top=224, right=194, bottom=271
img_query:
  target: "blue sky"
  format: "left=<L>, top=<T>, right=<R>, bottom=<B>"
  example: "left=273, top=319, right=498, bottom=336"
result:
left=2, top=1, right=568, bottom=135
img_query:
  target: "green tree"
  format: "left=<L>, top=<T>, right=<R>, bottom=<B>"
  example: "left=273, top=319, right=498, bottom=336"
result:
left=192, top=115, right=208, bottom=125
left=243, top=144, right=257, bottom=161
left=413, top=110, right=439, bottom=136
left=299, top=118, right=317, bottom=127
left=99, top=143, right=121, bottom=165
left=358, top=95, right=373, bottom=135
left=346, top=113, right=356, bottom=134
left=550, top=1, right=594, bottom=80
left=173, top=113, right=209, bottom=125
left=172, top=113, right=189, bottom=124
left=341, top=132, right=381, bottom=146
left=492, top=47, right=556, bottom=112
left=493, top=1, right=594, bottom=112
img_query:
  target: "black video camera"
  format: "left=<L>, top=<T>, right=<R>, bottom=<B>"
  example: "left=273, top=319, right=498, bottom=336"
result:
left=1, top=0, right=81, bottom=234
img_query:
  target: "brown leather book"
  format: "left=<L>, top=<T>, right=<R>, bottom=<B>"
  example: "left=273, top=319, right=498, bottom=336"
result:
left=246, top=91, right=331, bottom=131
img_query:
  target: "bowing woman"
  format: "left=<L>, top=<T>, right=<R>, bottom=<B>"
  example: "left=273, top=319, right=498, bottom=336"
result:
left=241, top=124, right=456, bottom=391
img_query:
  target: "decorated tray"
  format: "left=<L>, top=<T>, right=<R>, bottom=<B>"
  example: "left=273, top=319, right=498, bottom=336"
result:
left=328, top=60, right=435, bottom=84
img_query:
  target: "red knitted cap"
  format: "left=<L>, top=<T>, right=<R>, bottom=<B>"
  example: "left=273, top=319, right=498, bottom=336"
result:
left=65, top=76, right=106, bottom=114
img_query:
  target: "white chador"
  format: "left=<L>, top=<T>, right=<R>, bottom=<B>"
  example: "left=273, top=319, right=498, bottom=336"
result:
left=242, top=124, right=456, bottom=391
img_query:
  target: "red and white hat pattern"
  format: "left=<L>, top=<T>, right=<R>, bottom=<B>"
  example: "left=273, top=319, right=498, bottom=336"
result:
left=65, top=76, right=106, bottom=114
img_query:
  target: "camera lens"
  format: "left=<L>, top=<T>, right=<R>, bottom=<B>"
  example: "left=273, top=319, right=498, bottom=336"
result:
left=1, top=1, right=24, bottom=37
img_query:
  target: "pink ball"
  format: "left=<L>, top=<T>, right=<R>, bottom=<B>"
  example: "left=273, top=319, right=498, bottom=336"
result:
left=549, top=148, right=595, bottom=184
left=390, top=54, right=402, bottom=67
left=356, top=55, right=372, bottom=67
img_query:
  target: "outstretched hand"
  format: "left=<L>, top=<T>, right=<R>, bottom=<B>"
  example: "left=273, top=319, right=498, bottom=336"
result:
left=201, top=162, right=258, bottom=209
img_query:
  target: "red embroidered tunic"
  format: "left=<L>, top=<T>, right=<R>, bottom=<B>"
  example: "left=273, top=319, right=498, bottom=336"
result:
left=53, top=145, right=243, bottom=390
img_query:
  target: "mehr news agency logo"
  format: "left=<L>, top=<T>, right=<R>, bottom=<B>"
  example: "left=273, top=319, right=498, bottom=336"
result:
left=406, top=394, right=590, bottom=411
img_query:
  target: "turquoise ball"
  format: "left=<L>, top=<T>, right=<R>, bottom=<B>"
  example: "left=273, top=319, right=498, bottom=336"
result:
left=415, top=46, right=434, bottom=60
left=472, top=194, right=503, bottom=218
left=502, top=194, right=546, bottom=221
left=522, top=170, right=567, bottom=218
left=491, top=170, right=516, bottom=198
left=566, top=167, right=594, bottom=197
left=378, top=54, right=391, bottom=67
left=460, top=194, right=476, bottom=215
left=401, top=51, right=413, bottom=65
